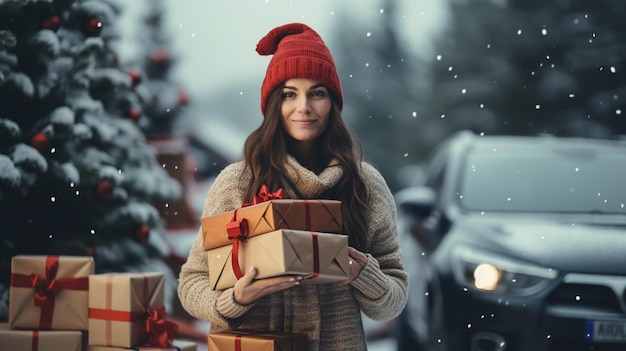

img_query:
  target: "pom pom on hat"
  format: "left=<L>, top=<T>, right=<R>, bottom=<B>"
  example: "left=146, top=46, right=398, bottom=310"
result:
left=256, top=23, right=343, bottom=114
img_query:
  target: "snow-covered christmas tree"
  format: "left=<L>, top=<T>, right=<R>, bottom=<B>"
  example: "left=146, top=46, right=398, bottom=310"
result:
left=0, top=0, right=183, bottom=319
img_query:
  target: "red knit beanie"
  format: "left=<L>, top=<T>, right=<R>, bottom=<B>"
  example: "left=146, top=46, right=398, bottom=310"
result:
left=256, top=23, right=343, bottom=115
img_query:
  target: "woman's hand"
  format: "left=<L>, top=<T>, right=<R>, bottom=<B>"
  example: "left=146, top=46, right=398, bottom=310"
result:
left=233, top=266, right=303, bottom=305
left=340, top=246, right=368, bottom=285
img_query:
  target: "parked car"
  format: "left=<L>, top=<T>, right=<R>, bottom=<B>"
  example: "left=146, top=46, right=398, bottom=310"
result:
left=394, top=131, right=626, bottom=351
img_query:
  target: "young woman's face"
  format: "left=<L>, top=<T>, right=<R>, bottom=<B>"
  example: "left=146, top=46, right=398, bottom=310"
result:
left=280, top=78, right=332, bottom=142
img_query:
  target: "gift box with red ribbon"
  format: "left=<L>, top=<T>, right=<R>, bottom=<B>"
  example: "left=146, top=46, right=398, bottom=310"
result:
left=88, top=272, right=178, bottom=348
left=0, top=323, right=83, bottom=351
left=86, top=338, right=196, bottom=351
left=208, top=330, right=307, bottom=351
left=9, top=255, right=94, bottom=330
left=207, top=229, right=349, bottom=290
left=200, top=185, right=342, bottom=250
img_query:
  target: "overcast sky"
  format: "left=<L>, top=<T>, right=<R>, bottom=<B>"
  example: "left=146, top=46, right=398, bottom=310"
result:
left=120, top=0, right=447, bottom=97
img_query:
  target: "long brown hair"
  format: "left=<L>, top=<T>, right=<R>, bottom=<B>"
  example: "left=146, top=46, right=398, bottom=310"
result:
left=242, top=83, right=369, bottom=251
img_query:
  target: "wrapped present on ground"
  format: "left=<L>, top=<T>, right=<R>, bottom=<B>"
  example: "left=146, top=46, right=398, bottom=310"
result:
left=0, top=322, right=84, bottom=351
left=9, top=255, right=94, bottom=330
left=208, top=330, right=307, bottom=351
left=207, top=229, right=349, bottom=290
left=201, top=192, right=342, bottom=250
left=87, top=339, right=196, bottom=351
left=88, top=272, right=178, bottom=348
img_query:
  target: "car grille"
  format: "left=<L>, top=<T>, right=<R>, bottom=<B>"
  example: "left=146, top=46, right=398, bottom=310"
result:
left=545, top=274, right=626, bottom=351
left=547, top=283, right=622, bottom=313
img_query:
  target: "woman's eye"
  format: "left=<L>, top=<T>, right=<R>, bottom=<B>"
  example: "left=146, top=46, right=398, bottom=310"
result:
left=282, top=91, right=295, bottom=99
left=311, top=90, right=326, bottom=98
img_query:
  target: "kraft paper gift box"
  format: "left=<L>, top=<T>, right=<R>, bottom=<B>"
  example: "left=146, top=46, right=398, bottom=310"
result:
left=0, top=323, right=84, bottom=351
left=88, top=272, right=178, bottom=348
left=87, top=339, right=196, bottom=351
left=207, top=229, right=349, bottom=290
left=201, top=199, right=342, bottom=250
left=9, top=255, right=94, bottom=330
left=208, top=330, right=307, bottom=351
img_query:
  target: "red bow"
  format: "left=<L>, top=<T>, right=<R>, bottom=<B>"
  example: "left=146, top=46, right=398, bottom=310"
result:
left=30, top=273, right=62, bottom=307
left=143, top=306, right=179, bottom=347
left=10, top=256, right=89, bottom=329
left=243, top=184, right=284, bottom=207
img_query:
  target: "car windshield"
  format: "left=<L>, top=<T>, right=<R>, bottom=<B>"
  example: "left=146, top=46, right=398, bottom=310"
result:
left=458, top=143, right=626, bottom=214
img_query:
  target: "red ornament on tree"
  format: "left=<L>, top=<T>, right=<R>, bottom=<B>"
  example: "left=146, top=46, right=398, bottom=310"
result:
left=128, top=70, right=142, bottom=87
left=150, top=47, right=169, bottom=64
left=96, top=179, right=113, bottom=199
left=135, top=224, right=150, bottom=243
left=84, top=16, right=103, bottom=36
left=41, top=15, right=61, bottom=31
left=30, top=132, right=49, bottom=151
left=177, top=89, right=190, bottom=106
left=128, top=107, right=141, bottom=121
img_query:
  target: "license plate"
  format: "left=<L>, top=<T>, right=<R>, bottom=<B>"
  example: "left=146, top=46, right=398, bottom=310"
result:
left=586, top=320, right=626, bottom=342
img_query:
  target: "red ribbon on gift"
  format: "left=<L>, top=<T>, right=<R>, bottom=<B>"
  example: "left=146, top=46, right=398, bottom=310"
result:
left=308, top=231, right=320, bottom=279
left=143, top=306, right=179, bottom=347
left=235, top=335, right=243, bottom=351
left=31, top=331, right=39, bottom=351
left=242, top=184, right=284, bottom=207
left=89, top=308, right=144, bottom=321
left=227, top=209, right=248, bottom=279
left=10, top=256, right=89, bottom=329
left=228, top=184, right=285, bottom=279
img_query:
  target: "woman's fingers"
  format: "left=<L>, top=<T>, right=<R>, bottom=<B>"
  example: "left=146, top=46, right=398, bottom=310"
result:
left=339, top=246, right=367, bottom=285
left=347, top=246, right=368, bottom=266
left=233, top=266, right=258, bottom=304
left=234, top=269, right=303, bottom=305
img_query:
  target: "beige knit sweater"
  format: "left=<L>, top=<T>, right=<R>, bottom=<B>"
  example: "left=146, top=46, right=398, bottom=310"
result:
left=177, top=155, right=408, bottom=351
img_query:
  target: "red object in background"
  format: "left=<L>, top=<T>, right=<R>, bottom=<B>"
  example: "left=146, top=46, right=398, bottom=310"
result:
left=135, top=224, right=150, bottom=243
left=147, top=137, right=198, bottom=230
left=128, top=107, right=141, bottom=121
left=41, top=15, right=61, bottom=31
left=177, top=89, right=190, bottom=106
left=129, top=70, right=142, bottom=87
left=30, top=132, right=49, bottom=151
left=96, top=179, right=113, bottom=199
left=84, top=17, right=103, bottom=36
left=150, top=47, right=169, bottom=64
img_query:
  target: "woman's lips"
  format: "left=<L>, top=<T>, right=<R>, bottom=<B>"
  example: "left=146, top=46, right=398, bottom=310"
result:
left=292, top=119, right=317, bottom=124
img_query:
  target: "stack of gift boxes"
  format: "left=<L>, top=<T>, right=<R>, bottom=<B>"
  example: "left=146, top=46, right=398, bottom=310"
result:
left=200, top=186, right=350, bottom=350
left=0, top=255, right=196, bottom=351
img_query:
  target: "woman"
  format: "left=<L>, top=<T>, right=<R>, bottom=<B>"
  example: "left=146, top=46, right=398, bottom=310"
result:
left=178, top=22, right=408, bottom=351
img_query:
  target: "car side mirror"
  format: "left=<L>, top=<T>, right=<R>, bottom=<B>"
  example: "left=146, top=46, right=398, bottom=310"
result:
left=394, top=186, right=436, bottom=218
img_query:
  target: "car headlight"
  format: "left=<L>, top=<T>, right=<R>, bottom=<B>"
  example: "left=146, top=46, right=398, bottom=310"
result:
left=453, top=247, right=558, bottom=296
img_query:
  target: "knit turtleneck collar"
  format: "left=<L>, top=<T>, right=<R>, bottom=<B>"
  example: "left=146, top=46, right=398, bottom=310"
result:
left=285, top=154, right=343, bottom=198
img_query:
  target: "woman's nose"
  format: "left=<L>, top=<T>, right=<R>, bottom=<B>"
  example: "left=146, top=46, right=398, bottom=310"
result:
left=296, top=97, right=312, bottom=113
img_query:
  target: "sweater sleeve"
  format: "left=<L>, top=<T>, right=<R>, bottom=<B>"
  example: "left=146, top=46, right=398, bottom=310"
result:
left=177, top=162, right=256, bottom=328
left=349, top=163, right=408, bottom=321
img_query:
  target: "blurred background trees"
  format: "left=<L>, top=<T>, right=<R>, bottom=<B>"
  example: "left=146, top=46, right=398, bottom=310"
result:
left=332, top=0, right=626, bottom=190
left=422, top=0, right=626, bottom=138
